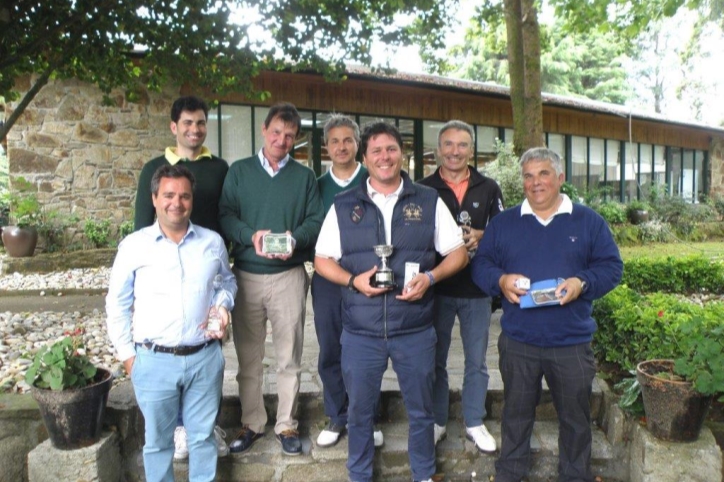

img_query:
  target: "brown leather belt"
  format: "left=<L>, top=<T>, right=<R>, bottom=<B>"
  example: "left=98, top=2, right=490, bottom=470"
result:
left=135, top=339, right=217, bottom=356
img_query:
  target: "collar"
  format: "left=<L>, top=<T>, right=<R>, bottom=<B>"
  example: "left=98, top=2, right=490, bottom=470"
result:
left=521, top=194, right=573, bottom=218
left=258, top=149, right=290, bottom=170
left=164, top=146, right=212, bottom=165
left=151, top=220, right=196, bottom=242
left=438, top=166, right=471, bottom=185
left=366, top=175, right=404, bottom=200
left=329, top=163, right=362, bottom=187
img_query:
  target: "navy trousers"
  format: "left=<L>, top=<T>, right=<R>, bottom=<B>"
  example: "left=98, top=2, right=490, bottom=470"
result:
left=341, top=327, right=437, bottom=482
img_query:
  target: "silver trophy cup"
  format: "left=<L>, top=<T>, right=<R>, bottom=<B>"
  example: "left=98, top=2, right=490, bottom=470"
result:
left=372, top=244, right=396, bottom=288
left=458, top=210, right=475, bottom=258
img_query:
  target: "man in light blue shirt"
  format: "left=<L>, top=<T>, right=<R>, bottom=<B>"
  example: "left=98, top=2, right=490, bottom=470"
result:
left=106, top=164, right=236, bottom=482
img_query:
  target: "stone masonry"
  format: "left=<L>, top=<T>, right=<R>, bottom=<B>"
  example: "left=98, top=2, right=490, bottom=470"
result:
left=5, top=76, right=181, bottom=234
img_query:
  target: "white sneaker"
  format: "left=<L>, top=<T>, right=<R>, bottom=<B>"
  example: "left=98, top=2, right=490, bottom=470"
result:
left=317, top=421, right=346, bottom=448
left=465, top=424, right=496, bottom=453
left=433, top=424, right=447, bottom=446
left=215, top=425, right=229, bottom=457
left=373, top=428, right=384, bottom=448
left=173, top=426, right=189, bottom=460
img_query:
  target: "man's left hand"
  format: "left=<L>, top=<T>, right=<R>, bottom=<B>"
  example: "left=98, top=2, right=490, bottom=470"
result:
left=202, top=306, right=231, bottom=340
left=463, top=227, right=484, bottom=252
left=397, top=272, right=432, bottom=302
left=557, top=277, right=585, bottom=305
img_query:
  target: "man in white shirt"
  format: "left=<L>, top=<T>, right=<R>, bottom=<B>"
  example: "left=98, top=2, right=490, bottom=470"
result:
left=314, top=122, right=468, bottom=482
left=106, top=164, right=236, bottom=482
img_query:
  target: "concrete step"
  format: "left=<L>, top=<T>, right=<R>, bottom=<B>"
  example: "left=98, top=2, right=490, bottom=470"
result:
left=169, top=420, right=624, bottom=482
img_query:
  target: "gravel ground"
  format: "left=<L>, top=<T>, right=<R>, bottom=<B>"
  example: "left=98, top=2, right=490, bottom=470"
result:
left=0, top=267, right=120, bottom=393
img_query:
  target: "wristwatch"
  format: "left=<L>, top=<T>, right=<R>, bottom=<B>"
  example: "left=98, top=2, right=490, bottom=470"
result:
left=347, top=274, right=358, bottom=292
left=580, top=279, right=588, bottom=293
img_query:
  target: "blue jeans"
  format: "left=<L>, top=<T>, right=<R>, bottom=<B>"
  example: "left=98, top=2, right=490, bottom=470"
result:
left=432, top=295, right=492, bottom=428
left=132, top=342, right=224, bottom=482
left=342, top=327, right=436, bottom=482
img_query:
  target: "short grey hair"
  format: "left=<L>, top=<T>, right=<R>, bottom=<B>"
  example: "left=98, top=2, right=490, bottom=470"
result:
left=323, top=114, right=360, bottom=145
left=519, top=147, right=564, bottom=176
left=437, top=120, right=474, bottom=147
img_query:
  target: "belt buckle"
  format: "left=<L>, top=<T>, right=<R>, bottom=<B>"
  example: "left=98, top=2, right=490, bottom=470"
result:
left=172, top=346, right=183, bottom=356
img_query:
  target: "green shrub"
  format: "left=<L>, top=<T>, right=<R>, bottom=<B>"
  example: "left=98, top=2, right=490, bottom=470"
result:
left=84, top=219, right=111, bottom=248
left=593, top=285, right=724, bottom=373
left=482, top=140, right=524, bottom=207
left=595, top=201, right=627, bottom=225
left=37, top=210, right=78, bottom=253
left=622, top=255, right=724, bottom=294
left=119, top=220, right=134, bottom=241
left=560, top=182, right=579, bottom=202
left=636, top=220, right=673, bottom=243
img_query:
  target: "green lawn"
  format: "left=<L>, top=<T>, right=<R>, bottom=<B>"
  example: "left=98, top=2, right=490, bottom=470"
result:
left=619, top=242, right=723, bottom=260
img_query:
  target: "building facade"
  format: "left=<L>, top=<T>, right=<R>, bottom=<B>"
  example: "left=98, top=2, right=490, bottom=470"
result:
left=4, top=69, right=724, bottom=230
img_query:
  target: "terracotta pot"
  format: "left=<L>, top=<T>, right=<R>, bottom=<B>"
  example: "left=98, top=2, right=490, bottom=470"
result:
left=1, top=225, right=38, bottom=257
left=31, top=368, right=113, bottom=450
left=636, top=359, right=712, bottom=442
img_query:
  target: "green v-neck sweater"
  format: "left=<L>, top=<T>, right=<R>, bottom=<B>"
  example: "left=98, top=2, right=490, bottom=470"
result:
left=218, top=155, right=324, bottom=274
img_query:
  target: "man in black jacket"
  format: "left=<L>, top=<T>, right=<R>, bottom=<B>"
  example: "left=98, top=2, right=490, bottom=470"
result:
left=418, top=120, right=504, bottom=453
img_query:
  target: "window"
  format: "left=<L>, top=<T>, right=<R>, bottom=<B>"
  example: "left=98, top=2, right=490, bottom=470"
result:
left=639, top=144, right=653, bottom=198
left=547, top=134, right=566, bottom=165
left=476, top=126, right=498, bottom=167
left=605, top=140, right=621, bottom=200
left=422, top=120, right=441, bottom=177
left=208, top=105, right=252, bottom=163
left=571, top=136, right=587, bottom=191
left=589, top=138, right=605, bottom=191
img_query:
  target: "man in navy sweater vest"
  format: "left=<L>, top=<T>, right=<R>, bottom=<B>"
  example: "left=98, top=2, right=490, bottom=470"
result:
left=471, top=147, right=623, bottom=482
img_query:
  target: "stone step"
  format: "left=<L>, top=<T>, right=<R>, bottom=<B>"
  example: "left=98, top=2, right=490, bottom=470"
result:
left=217, top=369, right=607, bottom=428
left=169, top=420, right=624, bottom=482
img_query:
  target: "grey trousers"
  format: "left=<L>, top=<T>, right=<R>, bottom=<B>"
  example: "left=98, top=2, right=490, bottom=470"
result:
left=495, top=333, right=596, bottom=482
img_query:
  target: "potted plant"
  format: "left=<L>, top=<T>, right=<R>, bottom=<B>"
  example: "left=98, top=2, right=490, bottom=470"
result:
left=1, top=177, right=41, bottom=256
left=626, top=199, right=651, bottom=225
left=636, top=316, right=724, bottom=442
left=25, top=334, right=113, bottom=450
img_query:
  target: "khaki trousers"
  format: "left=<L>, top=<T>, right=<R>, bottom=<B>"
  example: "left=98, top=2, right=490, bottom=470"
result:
left=231, top=265, right=309, bottom=434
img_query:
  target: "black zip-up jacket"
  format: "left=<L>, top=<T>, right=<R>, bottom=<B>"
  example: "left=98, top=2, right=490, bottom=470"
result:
left=418, top=166, right=504, bottom=298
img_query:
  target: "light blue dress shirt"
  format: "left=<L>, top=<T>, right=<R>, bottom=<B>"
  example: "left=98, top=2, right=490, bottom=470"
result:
left=106, top=221, right=237, bottom=361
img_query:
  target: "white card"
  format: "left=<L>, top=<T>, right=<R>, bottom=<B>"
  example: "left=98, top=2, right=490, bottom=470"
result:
left=404, top=262, right=420, bottom=288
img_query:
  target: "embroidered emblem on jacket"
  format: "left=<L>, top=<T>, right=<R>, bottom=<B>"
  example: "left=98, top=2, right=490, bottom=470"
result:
left=351, top=205, right=364, bottom=224
left=403, top=203, right=423, bottom=222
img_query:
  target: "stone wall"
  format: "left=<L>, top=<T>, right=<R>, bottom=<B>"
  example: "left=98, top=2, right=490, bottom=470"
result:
left=5, top=76, right=181, bottom=232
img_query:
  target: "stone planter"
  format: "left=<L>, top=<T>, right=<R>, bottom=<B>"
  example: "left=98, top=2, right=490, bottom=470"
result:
left=1, top=225, right=38, bottom=257
left=629, top=209, right=649, bottom=225
left=636, top=359, right=712, bottom=442
left=31, top=368, right=113, bottom=450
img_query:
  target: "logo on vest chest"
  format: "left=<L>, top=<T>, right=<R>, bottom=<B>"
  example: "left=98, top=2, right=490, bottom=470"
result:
left=403, top=203, right=423, bottom=222
left=350, top=205, right=365, bottom=224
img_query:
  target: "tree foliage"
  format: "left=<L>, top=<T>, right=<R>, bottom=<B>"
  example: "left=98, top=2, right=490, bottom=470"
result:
left=451, top=19, right=631, bottom=105
left=0, top=0, right=449, bottom=140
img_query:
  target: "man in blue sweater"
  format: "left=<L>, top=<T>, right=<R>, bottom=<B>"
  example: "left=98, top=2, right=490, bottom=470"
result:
left=471, top=147, right=623, bottom=482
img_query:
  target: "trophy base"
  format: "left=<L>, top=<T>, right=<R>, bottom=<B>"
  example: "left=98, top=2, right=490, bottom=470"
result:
left=372, top=271, right=396, bottom=289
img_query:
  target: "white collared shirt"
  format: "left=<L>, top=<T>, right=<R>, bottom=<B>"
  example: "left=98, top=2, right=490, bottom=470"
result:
left=520, top=194, right=573, bottom=226
left=329, top=163, right=362, bottom=188
left=315, top=178, right=463, bottom=260
left=258, top=149, right=290, bottom=177
left=105, top=221, right=237, bottom=361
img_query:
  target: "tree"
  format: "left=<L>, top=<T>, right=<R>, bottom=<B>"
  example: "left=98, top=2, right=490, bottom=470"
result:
left=463, top=0, right=723, bottom=154
left=0, top=0, right=449, bottom=141
left=450, top=20, right=631, bottom=105
left=503, top=0, right=544, bottom=156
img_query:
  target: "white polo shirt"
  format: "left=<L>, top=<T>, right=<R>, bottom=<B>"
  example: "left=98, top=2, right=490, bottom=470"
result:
left=315, top=177, right=464, bottom=261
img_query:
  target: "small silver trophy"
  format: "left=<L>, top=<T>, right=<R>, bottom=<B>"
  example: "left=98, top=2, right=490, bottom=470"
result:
left=372, top=244, right=396, bottom=288
left=205, top=274, right=223, bottom=337
left=458, top=211, right=475, bottom=258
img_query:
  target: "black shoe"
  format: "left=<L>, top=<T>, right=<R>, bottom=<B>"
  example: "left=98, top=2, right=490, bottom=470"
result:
left=276, top=429, right=302, bottom=456
left=316, top=421, right=347, bottom=447
left=229, top=426, right=263, bottom=454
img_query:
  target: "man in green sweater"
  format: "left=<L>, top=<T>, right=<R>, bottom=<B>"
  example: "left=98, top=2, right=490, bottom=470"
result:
left=133, top=95, right=230, bottom=460
left=219, top=102, right=324, bottom=456
left=134, top=96, right=228, bottom=238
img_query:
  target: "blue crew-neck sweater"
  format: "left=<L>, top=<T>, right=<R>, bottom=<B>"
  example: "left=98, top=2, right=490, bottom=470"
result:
left=471, top=204, right=623, bottom=347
